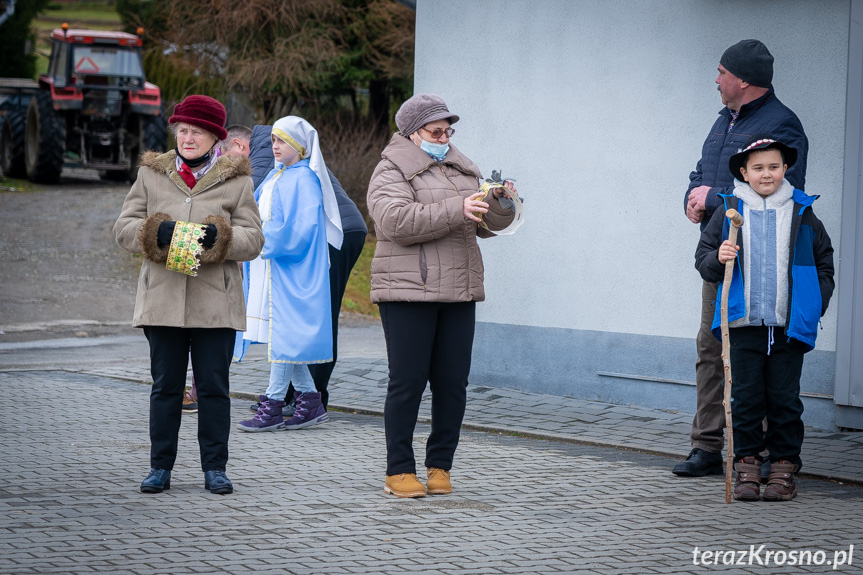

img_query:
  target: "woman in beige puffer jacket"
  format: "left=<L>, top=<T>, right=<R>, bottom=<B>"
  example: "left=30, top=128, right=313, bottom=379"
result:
left=368, top=94, right=515, bottom=498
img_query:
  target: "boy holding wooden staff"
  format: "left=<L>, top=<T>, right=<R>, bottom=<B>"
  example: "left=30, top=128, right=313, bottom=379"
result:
left=695, top=134, right=834, bottom=501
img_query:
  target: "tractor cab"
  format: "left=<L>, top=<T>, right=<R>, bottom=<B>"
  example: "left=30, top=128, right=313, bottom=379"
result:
left=0, top=26, right=167, bottom=184
left=43, top=28, right=161, bottom=117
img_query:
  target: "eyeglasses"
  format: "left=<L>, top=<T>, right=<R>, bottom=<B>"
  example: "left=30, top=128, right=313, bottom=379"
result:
left=420, top=126, right=455, bottom=139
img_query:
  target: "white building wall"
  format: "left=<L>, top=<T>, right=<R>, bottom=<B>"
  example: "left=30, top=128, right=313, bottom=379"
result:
left=416, top=0, right=846, bottom=343
left=413, top=0, right=851, bottom=429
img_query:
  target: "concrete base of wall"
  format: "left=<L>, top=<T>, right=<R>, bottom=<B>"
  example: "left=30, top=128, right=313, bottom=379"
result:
left=836, top=405, right=863, bottom=431
left=471, top=321, right=838, bottom=431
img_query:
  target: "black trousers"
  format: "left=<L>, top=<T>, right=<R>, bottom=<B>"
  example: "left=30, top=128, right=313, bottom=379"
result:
left=300, top=230, right=366, bottom=407
left=144, top=326, right=235, bottom=472
left=379, top=301, right=475, bottom=475
left=729, top=325, right=806, bottom=467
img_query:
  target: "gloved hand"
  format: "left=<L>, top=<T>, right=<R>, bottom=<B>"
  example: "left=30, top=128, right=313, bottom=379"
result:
left=157, top=220, right=176, bottom=247
left=199, top=224, right=217, bottom=249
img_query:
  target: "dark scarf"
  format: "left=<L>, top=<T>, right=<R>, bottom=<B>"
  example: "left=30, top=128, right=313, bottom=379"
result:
left=175, top=146, right=214, bottom=189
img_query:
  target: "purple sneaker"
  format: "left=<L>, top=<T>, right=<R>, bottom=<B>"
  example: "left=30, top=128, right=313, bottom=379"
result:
left=237, top=398, right=286, bottom=432
left=282, top=392, right=328, bottom=430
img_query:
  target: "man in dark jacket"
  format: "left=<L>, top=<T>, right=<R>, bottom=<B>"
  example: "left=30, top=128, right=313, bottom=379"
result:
left=222, top=123, right=368, bottom=409
left=675, top=39, right=809, bottom=477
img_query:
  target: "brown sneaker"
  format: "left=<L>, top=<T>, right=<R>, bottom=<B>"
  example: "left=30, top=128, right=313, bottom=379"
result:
left=181, top=389, right=198, bottom=413
left=384, top=473, right=426, bottom=498
left=733, top=456, right=762, bottom=501
left=426, top=467, right=452, bottom=495
left=762, top=461, right=798, bottom=501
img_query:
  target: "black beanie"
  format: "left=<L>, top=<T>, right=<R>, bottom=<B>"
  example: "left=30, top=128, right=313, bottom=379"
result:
left=720, top=39, right=774, bottom=88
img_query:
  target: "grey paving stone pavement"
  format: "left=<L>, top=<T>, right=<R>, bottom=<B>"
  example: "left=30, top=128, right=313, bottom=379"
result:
left=3, top=319, right=863, bottom=574
left=68, top=339, right=863, bottom=486
left=1, top=370, right=861, bottom=574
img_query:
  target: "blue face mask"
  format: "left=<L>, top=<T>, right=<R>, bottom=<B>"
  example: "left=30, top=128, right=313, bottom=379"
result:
left=419, top=139, right=449, bottom=161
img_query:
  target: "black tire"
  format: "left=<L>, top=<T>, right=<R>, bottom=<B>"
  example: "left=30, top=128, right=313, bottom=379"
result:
left=24, top=91, right=65, bottom=183
left=1, top=110, right=27, bottom=178
left=102, top=108, right=167, bottom=182
left=141, top=108, right=168, bottom=154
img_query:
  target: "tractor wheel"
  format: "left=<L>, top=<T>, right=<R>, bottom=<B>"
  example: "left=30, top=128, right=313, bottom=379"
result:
left=141, top=109, right=168, bottom=154
left=102, top=109, right=167, bottom=183
left=1, top=111, right=27, bottom=178
left=24, top=91, right=65, bottom=184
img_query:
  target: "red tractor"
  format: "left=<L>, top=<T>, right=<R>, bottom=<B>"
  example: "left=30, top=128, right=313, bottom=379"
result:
left=0, top=26, right=167, bottom=183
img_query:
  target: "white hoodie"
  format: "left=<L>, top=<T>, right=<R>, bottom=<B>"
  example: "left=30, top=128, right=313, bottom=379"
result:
left=730, top=178, right=794, bottom=329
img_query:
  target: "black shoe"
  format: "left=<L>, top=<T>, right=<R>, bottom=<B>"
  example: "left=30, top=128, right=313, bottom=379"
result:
left=672, top=448, right=723, bottom=476
left=249, top=394, right=268, bottom=413
left=140, top=468, right=171, bottom=493
left=204, top=470, right=233, bottom=494
left=250, top=394, right=297, bottom=416
left=249, top=395, right=297, bottom=417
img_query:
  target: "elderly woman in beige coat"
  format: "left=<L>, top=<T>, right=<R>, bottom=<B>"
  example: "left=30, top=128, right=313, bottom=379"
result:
left=114, top=95, right=263, bottom=495
left=368, top=94, right=516, bottom=498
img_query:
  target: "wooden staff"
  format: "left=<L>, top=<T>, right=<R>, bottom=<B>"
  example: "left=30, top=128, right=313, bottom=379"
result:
left=721, top=208, right=744, bottom=503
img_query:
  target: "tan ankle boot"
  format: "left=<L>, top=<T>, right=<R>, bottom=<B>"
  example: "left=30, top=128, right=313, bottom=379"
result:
left=384, top=473, right=426, bottom=498
left=426, top=467, right=452, bottom=495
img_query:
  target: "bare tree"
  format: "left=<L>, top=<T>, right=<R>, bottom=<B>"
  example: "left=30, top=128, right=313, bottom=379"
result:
left=153, top=0, right=413, bottom=125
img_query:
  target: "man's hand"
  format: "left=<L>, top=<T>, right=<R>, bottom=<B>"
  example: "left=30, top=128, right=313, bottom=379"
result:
left=686, top=185, right=710, bottom=223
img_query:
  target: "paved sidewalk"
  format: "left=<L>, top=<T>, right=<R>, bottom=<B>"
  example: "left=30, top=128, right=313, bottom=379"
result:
left=1, top=370, right=861, bottom=575
left=72, top=348, right=863, bottom=485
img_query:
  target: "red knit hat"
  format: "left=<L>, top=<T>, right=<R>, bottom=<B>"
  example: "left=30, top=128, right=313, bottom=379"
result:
left=168, top=95, right=227, bottom=140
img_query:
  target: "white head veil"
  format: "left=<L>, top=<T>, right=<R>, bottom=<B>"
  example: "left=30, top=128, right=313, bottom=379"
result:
left=271, top=116, right=343, bottom=249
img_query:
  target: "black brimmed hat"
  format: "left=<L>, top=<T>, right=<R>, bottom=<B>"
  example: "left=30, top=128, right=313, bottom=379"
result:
left=729, top=134, right=797, bottom=181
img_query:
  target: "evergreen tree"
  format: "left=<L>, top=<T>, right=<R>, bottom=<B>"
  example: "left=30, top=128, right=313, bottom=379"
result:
left=0, top=0, right=52, bottom=79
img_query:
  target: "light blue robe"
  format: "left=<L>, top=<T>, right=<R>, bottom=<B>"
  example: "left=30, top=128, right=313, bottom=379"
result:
left=233, top=158, right=332, bottom=363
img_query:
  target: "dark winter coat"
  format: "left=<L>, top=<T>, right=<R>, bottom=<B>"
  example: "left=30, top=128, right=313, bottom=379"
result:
left=685, top=87, right=808, bottom=231
left=695, top=191, right=834, bottom=351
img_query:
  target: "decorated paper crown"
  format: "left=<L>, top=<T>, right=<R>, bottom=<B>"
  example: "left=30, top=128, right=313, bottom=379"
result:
left=477, top=170, right=524, bottom=236
left=166, top=221, right=208, bottom=276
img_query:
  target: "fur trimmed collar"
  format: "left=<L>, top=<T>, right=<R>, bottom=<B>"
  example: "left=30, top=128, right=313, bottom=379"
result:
left=140, top=150, right=251, bottom=193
